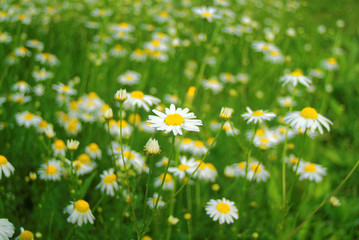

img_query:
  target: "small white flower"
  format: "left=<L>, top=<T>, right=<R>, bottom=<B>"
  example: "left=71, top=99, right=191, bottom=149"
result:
left=0, top=218, right=15, bottom=239
left=64, top=200, right=95, bottom=226
left=205, top=198, right=238, bottom=224
left=241, top=107, right=276, bottom=124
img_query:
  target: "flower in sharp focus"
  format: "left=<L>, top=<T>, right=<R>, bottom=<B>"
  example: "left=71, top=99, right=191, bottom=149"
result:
left=96, top=169, right=119, bottom=196
left=241, top=107, right=276, bottom=124
left=0, top=155, right=15, bottom=180
left=279, top=69, right=312, bottom=87
left=144, top=138, right=161, bottom=155
left=103, top=108, right=113, bottom=120
left=64, top=200, right=95, bottom=226
left=67, top=139, right=80, bottom=151
left=147, top=104, right=203, bottom=136
left=38, top=159, right=63, bottom=181
left=284, top=107, right=333, bottom=134
left=0, top=218, right=15, bottom=239
left=114, top=89, right=128, bottom=102
left=205, top=198, right=238, bottom=224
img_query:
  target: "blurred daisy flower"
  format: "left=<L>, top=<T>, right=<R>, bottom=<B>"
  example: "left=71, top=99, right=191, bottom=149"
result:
left=148, top=104, right=203, bottom=136
left=118, top=71, right=141, bottom=85
left=125, top=91, right=160, bottom=112
left=64, top=200, right=95, bottom=226
left=284, top=107, right=332, bottom=134
left=330, top=196, right=341, bottom=207
left=32, top=68, right=53, bottom=81
left=15, top=112, right=42, bottom=128
left=193, top=6, right=220, bottom=22
left=278, top=96, right=296, bottom=107
left=321, top=57, right=338, bottom=71
left=279, top=69, right=312, bottom=87
left=241, top=107, right=276, bottom=124
left=14, top=46, right=31, bottom=57
left=25, top=39, right=44, bottom=51
left=247, top=162, right=270, bottom=182
left=169, top=156, right=197, bottom=179
left=38, top=159, right=63, bottom=181
left=0, top=218, right=15, bottom=239
left=202, top=77, right=224, bottom=94
left=85, top=143, right=102, bottom=159
left=52, top=139, right=66, bottom=157
left=154, top=173, right=174, bottom=190
left=205, top=198, right=238, bottom=224
left=297, top=162, right=326, bottom=182
left=35, top=53, right=60, bottom=66
left=147, top=193, right=165, bottom=209
left=0, top=155, right=15, bottom=180
left=222, top=121, right=239, bottom=136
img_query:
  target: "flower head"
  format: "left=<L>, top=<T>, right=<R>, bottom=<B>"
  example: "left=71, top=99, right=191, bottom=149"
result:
left=144, top=138, right=161, bottom=155
left=241, top=107, right=276, bottom=124
left=220, top=107, right=234, bottom=120
left=205, top=198, right=238, bottom=224
left=64, top=200, right=95, bottom=226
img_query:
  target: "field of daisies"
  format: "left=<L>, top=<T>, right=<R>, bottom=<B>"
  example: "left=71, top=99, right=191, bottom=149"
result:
left=1, top=0, right=359, bottom=239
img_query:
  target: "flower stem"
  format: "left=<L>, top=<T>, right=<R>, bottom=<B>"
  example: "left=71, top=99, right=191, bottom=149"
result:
left=143, top=155, right=154, bottom=219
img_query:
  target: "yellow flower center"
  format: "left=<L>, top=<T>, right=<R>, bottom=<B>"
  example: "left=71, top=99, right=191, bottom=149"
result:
left=290, top=157, right=298, bottom=165
left=262, top=45, right=269, bottom=50
left=114, top=44, right=123, bottom=50
left=43, top=53, right=51, bottom=60
left=164, top=113, right=184, bottom=126
left=74, top=200, right=90, bottom=213
left=251, top=164, right=262, bottom=173
left=103, top=174, right=117, bottom=184
left=238, top=162, right=246, bottom=169
left=119, top=22, right=129, bottom=28
left=161, top=173, right=173, bottom=183
left=252, top=111, right=264, bottom=117
left=78, top=153, right=91, bottom=163
left=61, top=85, right=70, bottom=92
left=89, top=143, right=99, bottom=152
left=0, top=155, right=8, bottom=165
left=19, top=230, right=34, bottom=240
left=290, top=69, right=303, bottom=76
left=206, top=163, right=216, bottom=170
left=216, top=202, right=230, bottom=214
left=39, top=120, right=48, bottom=128
left=270, top=51, right=279, bottom=56
left=67, top=119, right=78, bottom=131
left=117, top=120, right=128, bottom=128
left=222, top=125, right=230, bottom=131
left=124, top=151, right=135, bottom=159
left=256, top=129, right=265, bottom=136
left=24, top=113, right=34, bottom=120
left=328, top=57, right=337, bottom=64
left=304, top=163, right=317, bottom=172
left=182, top=138, right=192, bottom=144
left=194, top=140, right=204, bottom=147
left=300, top=107, right=318, bottom=119
left=88, top=92, right=98, bottom=99
left=178, top=164, right=190, bottom=171
left=260, top=138, right=269, bottom=143
left=152, top=39, right=161, bottom=46
left=54, top=140, right=65, bottom=149
left=130, top=91, right=144, bottom=99
left=202, top=12, right=212, bottom=18
left=45, top=165, right=57, bottom=175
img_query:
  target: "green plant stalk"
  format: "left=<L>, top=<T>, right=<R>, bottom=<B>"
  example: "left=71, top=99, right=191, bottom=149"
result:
left=284, top=159, right=359, bottom=240
left=143, top=155, right=154, bottom=219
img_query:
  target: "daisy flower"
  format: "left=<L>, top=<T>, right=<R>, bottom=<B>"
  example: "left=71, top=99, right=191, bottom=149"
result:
left=110, top=44, right=127, bottom=57
left=12, top=81, right=31, bottom=93
left=220, top=72, right=236, bottom=83
left=14, top=46, right=31, bottom=57
left=96, top=169, right=119, bottom=196
left=147, top=193, right=165, bottom=209
left=264, top=50, right=284, bottom=63
left=38, top=159, right=63, bottom=181
left=189, top=140, right=208, bottom=156
left=247, top=162, right=270, bottom=182
left=0, top=155, right=15, bottom=180
left=35, top=53, right=60, bottom=66
left=52, top=139, right=66, bottom=157
left=17, top=228, right=34, bottom=240
left=124, top=91, right=160, bottom=112
left=109, top=120, right=133, bottom=138
left=278, top=96, right=296, bottom=107
left=330, top=196, right=341, bottom=207
left=309, top=69, right=324, bottom=79
left=64, top=200, right=95, bottom=226
left=233, top=161, right=246, bottom=177
left=222, top=121, right=240, bottom=136
left=117, top=71, right=141, bottom=85
left=154, top=173, right=174, bottom=190
left=32, top=68, right=53, bottom=82
left=284, top=107, right=333, bottom=134
left=285, top=154, right=300, bottom=169
left=116, top=146, right=145, bottom=171
left=15, top=112, right=42, bottom=128
left=179, top=138, right=193, bottom=152
left=193, top=6, right=220, bottom=22
left=194, top=161, right=218, bottom=182
left=168, top=156, right=197, bottom=179
left=321, top=57, right=338, bottom=71
left=241, top=107, right=276, bottom=124
left=0, top=31, right=12, bottom=43
left=85, top=143, right=102, bottom=159
left=147, top=104, right=203, bottom=136
left=279, top=69, right=312, bottom=87
left=25, top=39, right=44, bottom=51
left=202, top=78, right=224, bottom=94
left=205, top=198, right=238, bottom=224
left=0, top=218, right=15, bottom=239
left=297, top=162, right=327, bottom=182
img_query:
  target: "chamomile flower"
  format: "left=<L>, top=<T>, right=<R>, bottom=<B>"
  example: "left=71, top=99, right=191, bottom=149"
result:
left=25, top=39, right=44, bottom=51
left=202, top=78, right=224, bottom=94
left=0, top=218, right=15, bottom=239
left=154, top=173, right=174, bottom=190
left=147, top=193, right=165, bottom=209
left=278, top=96, right=296, bottom=107
left=117, top=71, right=141, bottom=85
left=14, top=46, right=31, bottom=57
left=38, top=159, right=63, bottom=181
left=179, top=138, right=193, bottom=152
left=147, top=104, right=203, bottom=136
left=52, top=139, right=66, bottom=157
left=116, top=147, right=145, bottom=171
left=32, top=68, right=53, bottom=81
left=96, top=169, right=119, bottom=196
left=17, top=228, right=34, bottom=240
left=279, top=69, right=312, bottom=87
left=205, top=198, right=238, bottom=224
left=12, top=81, right=31, bottom=94
left=169, top=156, right=197, bottom=179
left=220, top=72, right=236, bottom=83
left=297, top=162, right=327, bottom=182
left=194, top=161, right=218, bottom=182
left=0, top=155, right=15, bottom=180
left=85, top=143, right=102, bottom=159
left=15, top=112, right=42, bottom=128
left=193, top=6, right=220, bottom=22
left=109, top=119, right=133, bottom=138
left=130, top=49, right=147, bottom=62
left=64, top=200, right=95, bottom=226
left=233, top=161, right=246, bottom=177
left=284, top=107, right=332, bottom=134
left=247, top=162, right=270, bottom=182
left=35, top=53, right=60, bottom=66
left=0, top=31, right=12, bottom=43
left=321, top=57, right=339, bottom=71
left=9, top=93, right=31, bottom=104
left=330, top=196, right=341, bottom=207
left=241, top=107, right=276, bottom=124
left=124, top=91, right=160, bottom=112
left=264, top=50, right=284, bottom=63
left=252, top=41, right=279, bottom=53
left=309, top=69, right=324, bottom=79
left=110, top=44, right=127, bottom=57
left=222, top=121, right=239, bottom=136
left=52, top=83, right=77, bottom=96
left=189, top=140, right=208, bottom=156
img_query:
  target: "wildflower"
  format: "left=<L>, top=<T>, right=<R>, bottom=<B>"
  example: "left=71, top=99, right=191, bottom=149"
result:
left=189, top=140, right=208, bottom=156
left=110, top=44, right=127, bottom=57
left=52, top=139, right=66, bottom=157
left=25, top=39, right=44, bottom=51
left=15, top=112, right=42, bottom=128
left=35, top=53, right=60, bottom=66
left=241, top=107, right=276, bottom=124
left=278, top=96, right=296, bottom=107
left=284, top=107, right=332, bottom=134
left=321, top=57, right=338, bottom=71
left=279, top=69, right=312, bottom=87
left=264, top=50, right=284, bottom=63
left=220, top=72, right=236, bottom=83
left=222, top=121, right=239, bottom=136
left=144, top=138, right=161, bottom=155
left=205, top=198, right=238, bottom=224
left=85, top=143, right=102, bottom=159
left=330, top=196, right=341, bottom=207
left=154, top=173, right=174, bottom=190
left=194, top=161, right=218, bottom=182
left=14, top=46, right=31, bottom=57
left=202, top=78, right=223, bottom=94
left=0, top=31, right=12, bottom=43
left=67, top=139, right=80, bottom=151
left=38, top=159, right=63, bottom=181
left=0, top=155, right=15, bottom=180
left=116, top=146, right=145, bottom=171
left=103, top=108, right=113, bottom=120
left=147, top=104, right=203, bottom=136
left=247, top=162, right=270, bottom=182
left=64, top=200, right=95, bottom=226
left=168, top=216, right=179, bottom=225
left=220, top=107, right=234, bottom=120
left=169, top=156, right=197, bottom=179
left=118, top=71, right=141, bottom=85
left=12, top=81, right=31, bottom=93
left=109, top=120, right=133, bottom=138
left=124, top=91, right=160, bottom=112
left=96, top=169, right=119, bottom=196
left=193, top=6, right=220, bottom=22
left=297, top=162, right=327, bottom=182
left=285, top=155, right=300, bottom=168
left=17, top=228, right=34, bottom=240
left=147, top=193, right=165, bottom=209
left=0, top=218, right=15, bottom=239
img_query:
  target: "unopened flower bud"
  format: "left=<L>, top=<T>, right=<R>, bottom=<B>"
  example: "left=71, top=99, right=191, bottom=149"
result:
left=67, top=139, right=80, bottom=151
left=114, top=89, right=127, bottom=102
left=104, top=108, right=113, bottom=120
left=144, top=138, right=160, bottom=155
left=220, top=107, right=234, bottom=120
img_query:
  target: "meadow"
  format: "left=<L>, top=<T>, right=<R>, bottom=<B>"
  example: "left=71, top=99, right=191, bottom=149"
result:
left=0, top=0, right=359, bottom=239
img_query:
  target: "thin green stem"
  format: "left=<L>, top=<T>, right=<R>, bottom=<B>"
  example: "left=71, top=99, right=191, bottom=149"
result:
left=143, top=155, right=154, bottom=218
